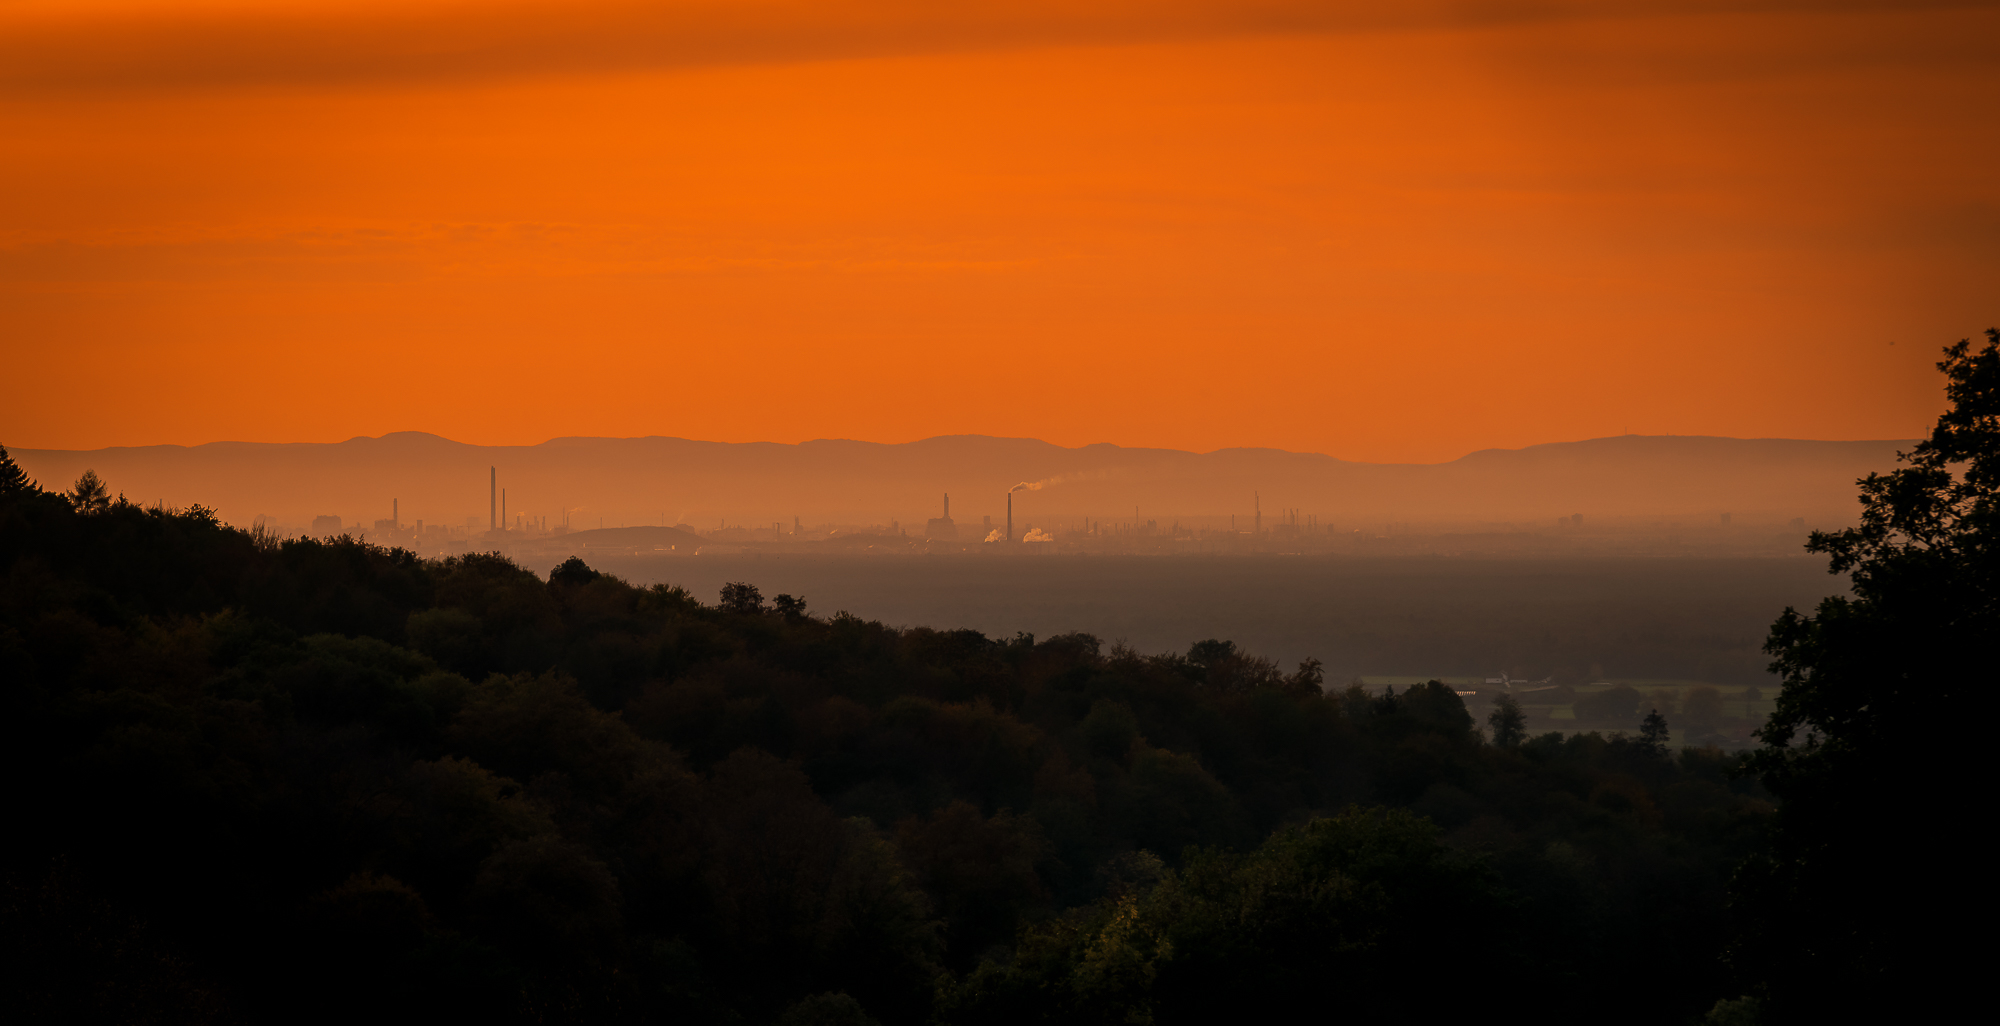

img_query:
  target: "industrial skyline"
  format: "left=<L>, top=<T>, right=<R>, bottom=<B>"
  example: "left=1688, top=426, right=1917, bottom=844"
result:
left=9, top=430, right=1906, bottom=547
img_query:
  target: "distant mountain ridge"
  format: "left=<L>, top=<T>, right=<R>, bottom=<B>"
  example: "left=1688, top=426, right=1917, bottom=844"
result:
left=10, top=432, right=1910, bottom=530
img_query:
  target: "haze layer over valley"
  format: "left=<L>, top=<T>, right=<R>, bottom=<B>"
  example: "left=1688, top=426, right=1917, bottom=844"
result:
left=13, top=432, right=1907, bottom=543
left=14, top=431, right=1877, bottom=708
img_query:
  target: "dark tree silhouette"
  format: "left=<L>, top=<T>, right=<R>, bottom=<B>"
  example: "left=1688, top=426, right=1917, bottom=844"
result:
left=1488, top=694, right=1527, bottom=748
left=67, top=469, right=109, bottom=512
left=0, top=444, right=35, bottom=495
left=1637, top=709, right=1669, bottom=752
left=1739, top=328, right=1999, bottom=1023
left=772, top=593, right=809, bottom=621
left=548, top=556, right=602, bottom=587
left=719, top=581, right=764, bottom=614
left=1185, top=638, right=1238, bottom=669
left=1286, top=656, right=1326, bottom=697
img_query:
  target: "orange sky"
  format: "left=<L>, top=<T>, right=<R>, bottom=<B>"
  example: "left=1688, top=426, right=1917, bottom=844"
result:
left=2, top=0, right=1994, bottom=463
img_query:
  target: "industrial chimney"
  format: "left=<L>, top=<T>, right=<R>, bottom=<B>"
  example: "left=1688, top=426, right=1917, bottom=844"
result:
left=489, top=467, right=496, bottom=532
left=1006, top=492, right=1013, bottom=544
left=925, top=493, right=957, bottom=540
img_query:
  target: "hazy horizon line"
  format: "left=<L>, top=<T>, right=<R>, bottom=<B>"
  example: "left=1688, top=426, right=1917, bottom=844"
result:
left=10, top=428, right=1920, bottom=469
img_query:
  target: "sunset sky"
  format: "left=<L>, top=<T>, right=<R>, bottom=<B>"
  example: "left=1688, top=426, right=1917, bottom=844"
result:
left=3, top=0, right=1994, bottom=463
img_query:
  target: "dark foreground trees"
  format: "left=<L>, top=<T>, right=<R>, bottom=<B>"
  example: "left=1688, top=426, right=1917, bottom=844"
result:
left=1488, top=693, right=1527, bottom=747
left=937, top=806, right=1513, bottom=1025
left=0, top=457, right=1773, bottom=1025
left=1738, top=330, right=2000, bottom=1022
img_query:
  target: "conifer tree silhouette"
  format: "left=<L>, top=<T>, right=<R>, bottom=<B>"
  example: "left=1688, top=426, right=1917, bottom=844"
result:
left=1637, top=709, right=1669, bottom=752
left=68, top=469, right=109, bottom=512
left=0, top=444, right=35, bottom=495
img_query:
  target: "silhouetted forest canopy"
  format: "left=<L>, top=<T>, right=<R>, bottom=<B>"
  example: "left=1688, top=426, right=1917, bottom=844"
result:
left=0, top=453, right=1768, bottom=1025
left=3, top=331, right=1991, bottom=1025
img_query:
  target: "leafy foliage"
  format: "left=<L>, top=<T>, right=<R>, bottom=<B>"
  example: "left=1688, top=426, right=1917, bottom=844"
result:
left=1742, top=330, right=2000, bottom=1022
left=939, top=806, right=1511, bottom=1025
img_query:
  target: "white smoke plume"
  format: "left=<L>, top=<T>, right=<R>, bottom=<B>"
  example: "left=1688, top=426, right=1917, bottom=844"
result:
left=1022, top=528, right=1054, bottom=542
left=983, top=529, right=1005, bottom=542
left=1011, top=468, right=1120, bottom=494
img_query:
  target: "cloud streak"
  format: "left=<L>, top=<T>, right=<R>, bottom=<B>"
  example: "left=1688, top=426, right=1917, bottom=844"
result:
left=0, top=0, right=1949, bottom=94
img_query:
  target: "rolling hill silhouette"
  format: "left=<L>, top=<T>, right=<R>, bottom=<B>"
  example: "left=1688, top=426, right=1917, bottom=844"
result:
left=10, top=432, right=1908, bottom=530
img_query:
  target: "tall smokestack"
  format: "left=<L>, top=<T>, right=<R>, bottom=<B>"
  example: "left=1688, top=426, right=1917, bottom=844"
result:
left=944, top=492, right=949, bottom=519
left=1007, top=492, right=1012, bottom=543
left=489, top=467, right=496, bottom=532
left=393, top=498, right=398, bottom=527
left=502, top=489, right=508, bottom=532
